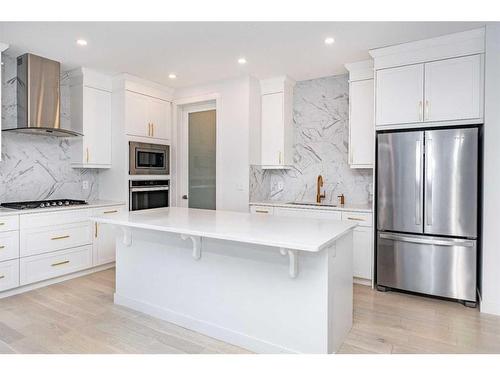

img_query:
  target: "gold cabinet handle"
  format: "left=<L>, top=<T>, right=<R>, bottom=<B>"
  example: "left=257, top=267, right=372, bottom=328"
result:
left=0, top=245, right=5, bottom=249
left=148, top=123, right=152, bottom=136
left=255, top=209, right=269, bottom=214
left=151, top=123, right=155, bottom=137
left=51, top=260, right=70, bottom=267
left=95, top=222, right=98, bottom=238
left=0, top=275, right=5, bottom=279
left=0, top=222, right=5, bottom=226
left=347, top=217, right=365, bottom=221
left=51, top=235, right=70, bottom=241
left=103, top=210, right=118, bottom=214
left=86, top=147, right=90, bottom=163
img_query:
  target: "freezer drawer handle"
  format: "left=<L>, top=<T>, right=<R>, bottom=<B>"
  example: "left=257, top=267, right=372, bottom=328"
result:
left=379, top=233, right=474, bottom=247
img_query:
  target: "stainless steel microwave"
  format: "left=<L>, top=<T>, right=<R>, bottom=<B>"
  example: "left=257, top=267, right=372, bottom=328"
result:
left=129, top=141, right=169, bottom=175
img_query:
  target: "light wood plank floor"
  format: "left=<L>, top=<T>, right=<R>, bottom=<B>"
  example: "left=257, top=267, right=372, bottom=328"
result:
left=1, top=268, right=499, bottom=354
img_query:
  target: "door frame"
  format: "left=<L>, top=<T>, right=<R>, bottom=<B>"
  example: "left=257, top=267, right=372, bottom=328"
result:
left=173, top=93, right=221, bottom=208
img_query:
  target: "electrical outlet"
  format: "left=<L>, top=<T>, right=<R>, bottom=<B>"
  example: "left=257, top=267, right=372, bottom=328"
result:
left=82, top=180, right=89, bottom=190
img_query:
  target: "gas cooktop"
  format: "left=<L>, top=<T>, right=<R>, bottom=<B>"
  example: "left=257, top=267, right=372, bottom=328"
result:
left=1, top=199, right=88, bottom=210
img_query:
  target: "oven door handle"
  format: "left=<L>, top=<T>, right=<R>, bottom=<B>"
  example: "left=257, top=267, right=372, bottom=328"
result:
left=130, top=187, right=169, bottom=192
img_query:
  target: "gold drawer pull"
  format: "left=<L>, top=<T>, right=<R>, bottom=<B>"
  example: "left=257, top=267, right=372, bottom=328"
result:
left=347, top=217, right=365, bottom=221
left=51, top=235, right=70, bottom=241
left=0, top=222, right=4, bottom=226
left=103, top=210, right=118, bottom=214
left=51, top=260, right=70, bottom=267
left=0, top=275, right=4, bottom=279
left=0, top=245, right=5, bottom=249
left=255, top=210, right=269, bottom=214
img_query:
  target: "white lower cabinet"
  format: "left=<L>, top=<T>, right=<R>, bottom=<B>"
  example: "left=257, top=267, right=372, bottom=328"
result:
left=92, top=205, right=125, bottom=265
left=20, top=222, right=92, bottom=257
left=352, top=227, right=372, bottom=280
left=0, top=231, right=20, bottom=262
left=250, top=204, right=374, bottom=283
left=20, top=245, right=92, bottom=286
left=0, top=259, right=19, bottom=292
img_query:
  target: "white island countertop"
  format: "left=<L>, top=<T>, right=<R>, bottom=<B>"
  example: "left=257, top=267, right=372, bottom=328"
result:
left=93, top=206, right=356, bottom=252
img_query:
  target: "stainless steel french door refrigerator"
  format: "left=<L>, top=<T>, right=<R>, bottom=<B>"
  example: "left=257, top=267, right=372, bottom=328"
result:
left=376, top=127, right=479, bottom=305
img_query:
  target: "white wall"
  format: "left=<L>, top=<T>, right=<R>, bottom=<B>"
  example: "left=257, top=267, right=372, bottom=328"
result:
left=173, top=76, right=260, bottom=212
left=481, top=23, right=500, bottom=316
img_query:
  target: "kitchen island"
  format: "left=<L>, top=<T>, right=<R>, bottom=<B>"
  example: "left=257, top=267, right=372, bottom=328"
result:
left=92, top=207, right=356, bottom=354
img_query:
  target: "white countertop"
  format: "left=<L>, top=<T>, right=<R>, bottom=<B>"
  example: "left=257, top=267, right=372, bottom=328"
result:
left=250, top=201, right=373, bottom=213
left=92, top=207, right=356, bottom=253
left=0, top=200, right=125, bottom=217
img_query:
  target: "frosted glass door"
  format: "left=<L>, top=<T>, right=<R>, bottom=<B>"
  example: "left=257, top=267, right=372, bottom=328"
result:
left=188, top=110, right=216, bottom=210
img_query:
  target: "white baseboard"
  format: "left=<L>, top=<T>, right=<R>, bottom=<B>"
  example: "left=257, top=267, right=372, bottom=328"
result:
left=480, top=299, right=500, bottom=316
left=114, top=293, right=299, bottom=354
left=0, top=263, right=115, bottom=299
left=353, top=277, right=372, bottom=286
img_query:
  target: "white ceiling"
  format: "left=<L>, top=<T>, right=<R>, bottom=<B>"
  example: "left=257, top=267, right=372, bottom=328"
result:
left=0, top=22, right=486, bottom=88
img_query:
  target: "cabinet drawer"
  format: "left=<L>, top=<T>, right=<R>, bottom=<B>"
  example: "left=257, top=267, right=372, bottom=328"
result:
left=0, top=231, right=19, bottom=262
left=341, top=211, right=373, bottom=227
left=0, top=259, right=19, bottom=292
left=92, top=205, right=126, bottom=217
left=274, top=207, right=341, bottom=220
left=20, top=209, right=91, bottom=229
left=20, top=245, right=92, bottom=286
left=0, top=215, right=19, bottom=232
left=250, top=205, right=274, bottom=215
left=20, top=222, right=92, bottom=257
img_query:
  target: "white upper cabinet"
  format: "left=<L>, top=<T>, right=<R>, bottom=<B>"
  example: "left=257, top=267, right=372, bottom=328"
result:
left=260, top=76, right=295, bottom=169
left=424, top=55, right=483, bottom=122
left=375, top=64, right=424, bottom=126
left=345, top=60, right=375, bottom=169
left=69, top=68, right=112, bottom=168
left=370, top=28, right=485, bottom=129
left=125, top=90, right=171, bottom=140
left=148, top=96, right=172, bottom=140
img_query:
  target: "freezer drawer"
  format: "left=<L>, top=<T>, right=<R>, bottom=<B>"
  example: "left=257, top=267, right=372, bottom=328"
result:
left=377, top=232, right=476, bottom=302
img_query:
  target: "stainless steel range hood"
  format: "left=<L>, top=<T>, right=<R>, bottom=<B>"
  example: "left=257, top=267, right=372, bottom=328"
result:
left=3, top=53, right=81, bottom=137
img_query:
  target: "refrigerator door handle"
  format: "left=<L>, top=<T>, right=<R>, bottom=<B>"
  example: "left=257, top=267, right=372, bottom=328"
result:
left=426, top=138, right=433, bottom=226
left=379, top=233, right=475, bottom=247
left=415, top=140, right=422, bottom=225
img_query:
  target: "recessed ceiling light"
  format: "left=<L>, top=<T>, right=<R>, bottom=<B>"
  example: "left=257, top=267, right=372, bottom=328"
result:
left=76, top=39, right=88, bottom=46
left=168, top=73, right=177, bottom=79
left=324, top=37, right=335, bottom=45
left=238, top=57, right=247, bottom=65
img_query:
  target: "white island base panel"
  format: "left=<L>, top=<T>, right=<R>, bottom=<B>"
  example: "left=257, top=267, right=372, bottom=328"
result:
left=113, top=227, right=353, bottom=354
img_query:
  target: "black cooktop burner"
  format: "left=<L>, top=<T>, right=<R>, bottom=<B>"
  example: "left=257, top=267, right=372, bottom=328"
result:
left=1, top=199, right=88, bottom=210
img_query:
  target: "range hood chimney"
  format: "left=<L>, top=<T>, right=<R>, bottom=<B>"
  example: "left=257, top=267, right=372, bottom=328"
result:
left=4, top=53, right=81, bottom=137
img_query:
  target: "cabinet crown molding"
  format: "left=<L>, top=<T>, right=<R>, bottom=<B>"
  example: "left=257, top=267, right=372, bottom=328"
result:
left=369, top=27, right=485, bottom=70
left=112, top=73, right=174, bottom=101
left=260, top=75, right=296, bottom=95
left=67, top=67, right=113, bottom=92
left=345, top=60, right=374, bottom=81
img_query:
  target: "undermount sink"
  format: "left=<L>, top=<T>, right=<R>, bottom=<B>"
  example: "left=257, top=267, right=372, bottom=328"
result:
left=287, top=202, right=338, bottom=208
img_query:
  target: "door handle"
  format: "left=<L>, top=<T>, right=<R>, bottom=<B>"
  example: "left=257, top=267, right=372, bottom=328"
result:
left=415, top=140, right=422, bottom=225
left=379, top=233, right=474, bottom=247
left=182, top=195, right=188, bottom=200
left=426, top=138, right=433, bottom=226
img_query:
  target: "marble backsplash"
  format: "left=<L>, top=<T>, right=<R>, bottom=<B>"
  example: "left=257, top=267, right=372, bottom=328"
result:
left=1, top=52, right=99, bottom=203
left=250, top=74, right=373, bottom=205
